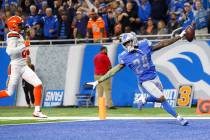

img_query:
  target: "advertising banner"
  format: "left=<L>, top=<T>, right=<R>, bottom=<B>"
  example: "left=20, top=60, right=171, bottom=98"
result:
left=43, top=90, right=64, bottom=107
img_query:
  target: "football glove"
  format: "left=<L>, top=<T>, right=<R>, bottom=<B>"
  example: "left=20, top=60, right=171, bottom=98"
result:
left=179, top=29, right=186, bottom=38
left=86, top=81, right=99, bottom=90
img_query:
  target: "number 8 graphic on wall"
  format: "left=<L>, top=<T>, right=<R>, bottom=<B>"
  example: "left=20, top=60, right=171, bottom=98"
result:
left=176, top=85, right=193, bottom=107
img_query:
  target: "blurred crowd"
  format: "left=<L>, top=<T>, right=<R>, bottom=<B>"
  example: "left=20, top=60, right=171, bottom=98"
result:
left=0, top=0, right=209, bottom=42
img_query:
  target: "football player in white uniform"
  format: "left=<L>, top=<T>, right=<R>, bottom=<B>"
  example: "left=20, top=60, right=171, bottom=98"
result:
left=0, top=16, right=47, bottom=118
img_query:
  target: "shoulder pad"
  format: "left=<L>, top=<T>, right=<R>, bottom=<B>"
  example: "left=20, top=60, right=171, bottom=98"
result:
left=138, top=39, right=152, bottom=47
left=119, top=51, right=127, bottom=57
left=7, top=32, right=20, bottom=38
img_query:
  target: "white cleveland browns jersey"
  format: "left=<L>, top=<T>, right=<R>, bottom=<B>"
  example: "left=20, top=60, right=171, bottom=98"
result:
left=6, top=31, right=29, bottom=65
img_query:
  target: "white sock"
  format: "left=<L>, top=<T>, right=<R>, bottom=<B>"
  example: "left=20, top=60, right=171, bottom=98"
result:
left=35, top=106, right=40, bottom=112
left=176, top=115, right=182, bottom=121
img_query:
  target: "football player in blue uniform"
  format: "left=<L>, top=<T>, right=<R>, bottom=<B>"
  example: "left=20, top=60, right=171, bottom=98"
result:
left=88, top=31, right=188, bottom=126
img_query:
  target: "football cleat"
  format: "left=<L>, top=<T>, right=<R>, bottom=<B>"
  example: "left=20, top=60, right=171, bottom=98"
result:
left=135, top=95, right=146, bottom=110
left=177, top=116, right=189, bottom=126
left=33, top=111, right=48, bottom=118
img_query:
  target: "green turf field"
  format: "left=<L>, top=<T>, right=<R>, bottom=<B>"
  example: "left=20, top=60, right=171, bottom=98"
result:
left=0, top=107, right=209, bottom=125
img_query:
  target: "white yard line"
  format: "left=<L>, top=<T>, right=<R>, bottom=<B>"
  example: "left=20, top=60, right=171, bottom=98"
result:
left=1, top=116, right=210, bottom=120
left=1, top=116, right=210, bottom=126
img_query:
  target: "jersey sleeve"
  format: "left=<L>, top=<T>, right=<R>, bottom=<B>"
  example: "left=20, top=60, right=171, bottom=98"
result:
left=138, top=39, right=152, bottom=52
left=118, top=53, right=125, bottom=65
left=145, top=39, right=152, bottom=47
left=6, top=33, right=24, bottom=56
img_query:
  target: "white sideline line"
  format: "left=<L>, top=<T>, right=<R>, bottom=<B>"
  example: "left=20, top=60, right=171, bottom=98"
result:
left=1, top=116, right=210, bottom=120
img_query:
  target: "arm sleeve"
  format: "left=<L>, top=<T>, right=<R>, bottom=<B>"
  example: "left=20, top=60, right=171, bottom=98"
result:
left=118, top=55, right=125, bottom=65
left=6, top=37, right=24, bottom=56
left=84, top=0, right=98, bottom=13
left=138, top=39, right=152, bottom=51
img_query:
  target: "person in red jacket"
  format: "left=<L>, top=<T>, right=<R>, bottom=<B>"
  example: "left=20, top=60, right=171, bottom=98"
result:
left=94, top=46, right=116, bottom=109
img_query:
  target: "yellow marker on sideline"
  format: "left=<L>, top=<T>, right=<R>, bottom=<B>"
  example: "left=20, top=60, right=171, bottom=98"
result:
left=99, top=97, right=106, bottom=120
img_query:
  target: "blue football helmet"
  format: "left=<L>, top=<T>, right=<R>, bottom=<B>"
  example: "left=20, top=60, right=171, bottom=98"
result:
left=120, top=32, right=138, bottom=52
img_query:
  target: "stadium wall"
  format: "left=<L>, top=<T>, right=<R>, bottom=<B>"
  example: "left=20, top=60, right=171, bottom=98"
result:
left=0, top=40, right=210, bottom=107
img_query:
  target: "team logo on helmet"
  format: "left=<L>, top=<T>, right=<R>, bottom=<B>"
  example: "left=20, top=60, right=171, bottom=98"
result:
left=7, top=16, right=24, bottom=32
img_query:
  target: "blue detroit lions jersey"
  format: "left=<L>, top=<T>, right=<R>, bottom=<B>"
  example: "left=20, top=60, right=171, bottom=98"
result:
left=118, top=39, right=157, bottom=83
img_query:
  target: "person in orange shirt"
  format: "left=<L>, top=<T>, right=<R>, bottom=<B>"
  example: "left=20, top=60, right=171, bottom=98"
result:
left=86, top=10, right=106, bottom=43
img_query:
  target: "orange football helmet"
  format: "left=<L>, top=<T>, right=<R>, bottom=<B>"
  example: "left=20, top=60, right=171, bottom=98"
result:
left=7, top=16, right=24, bottom=32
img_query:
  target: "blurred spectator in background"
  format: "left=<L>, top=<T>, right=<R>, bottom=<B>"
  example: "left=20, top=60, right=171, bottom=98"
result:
left=0, top=11, right=5, bottom=41
left=111, top=0, right=124, bottom=10
left=87, top=9, right=106, bottom=43
left=136, top=0, right=151, bottom=25
left=9, top=1, right=18, bottom=15
left=54, top=0, right=63, bottom=16
left=106, top=10, right=116, bottom=37
left=157, top=20, right=168, bottom=39
left=99, top=4, right=116, bottom=38
left=179, top=2, right=194, bottom=30
left=14, top=7, right=23, bottom=17
left=115, top=7, right=129, bottom=33
left=21, top=0, right=34, bottom=16
left=125, top=26, right=132, bottom=33
left=194, top=0, right=208, bottom=35
left=34, top=0, right=45, bottom=10
left=1, top=0, right=18, bottom=9
left=58, top=12, right=71, bottom=39
left=114, top=22, right=122, bottom=36
left=139, top=25, right=146, bottom=35
left=149, top=0, right=168, bottom=24
left=40, top=0, right=48, bottom=16
left=66, top=0, right=76, bottom=38
left=169, top=0, right=184, bottom=18
left=26, top=5, right=41, bottom=27
left=41, top=7, right=59, bottom=39
left=4, top=10, right=11, bottom=21
left=125, top=2, right=140, bottom=33
left=167, top=12, right=179, bottom=33
left=84, top=0, right=98, bottom=13
left=94, top=46, right=115, bottom=109
left=72, top=10, right=89, bottom=39
left=32, top=22, right=43, bottom=40
left=145, top=17, right=157, bottom=35
left=28, top=28, right=36, bottom=40
left=22, top=57, right=35, bottom=108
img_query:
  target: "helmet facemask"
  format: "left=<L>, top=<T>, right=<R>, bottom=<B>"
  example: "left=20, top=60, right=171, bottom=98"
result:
left=120, top=32, right=138, bottom=52
left=17, top=22, right=25, bottom=31
left=122, top=40, right=135, bottom=52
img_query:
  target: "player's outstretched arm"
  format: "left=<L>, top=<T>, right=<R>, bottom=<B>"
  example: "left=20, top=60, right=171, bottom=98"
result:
left=98, top=64, right=125, bottom=83
left=87, top=64, right=125, bottom=89
left=152, top=30, right=186, bottom=51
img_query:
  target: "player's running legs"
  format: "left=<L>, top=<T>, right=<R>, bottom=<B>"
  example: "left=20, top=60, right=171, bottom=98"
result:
left=22, top=65, right=47, bottom=118
left=0, top=65, right=21, bottom=98
left=138, top=77, right=188, bottom=126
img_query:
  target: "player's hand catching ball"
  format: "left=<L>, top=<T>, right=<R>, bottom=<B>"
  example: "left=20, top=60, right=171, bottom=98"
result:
left=185, top=25, right=195, bottom=42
